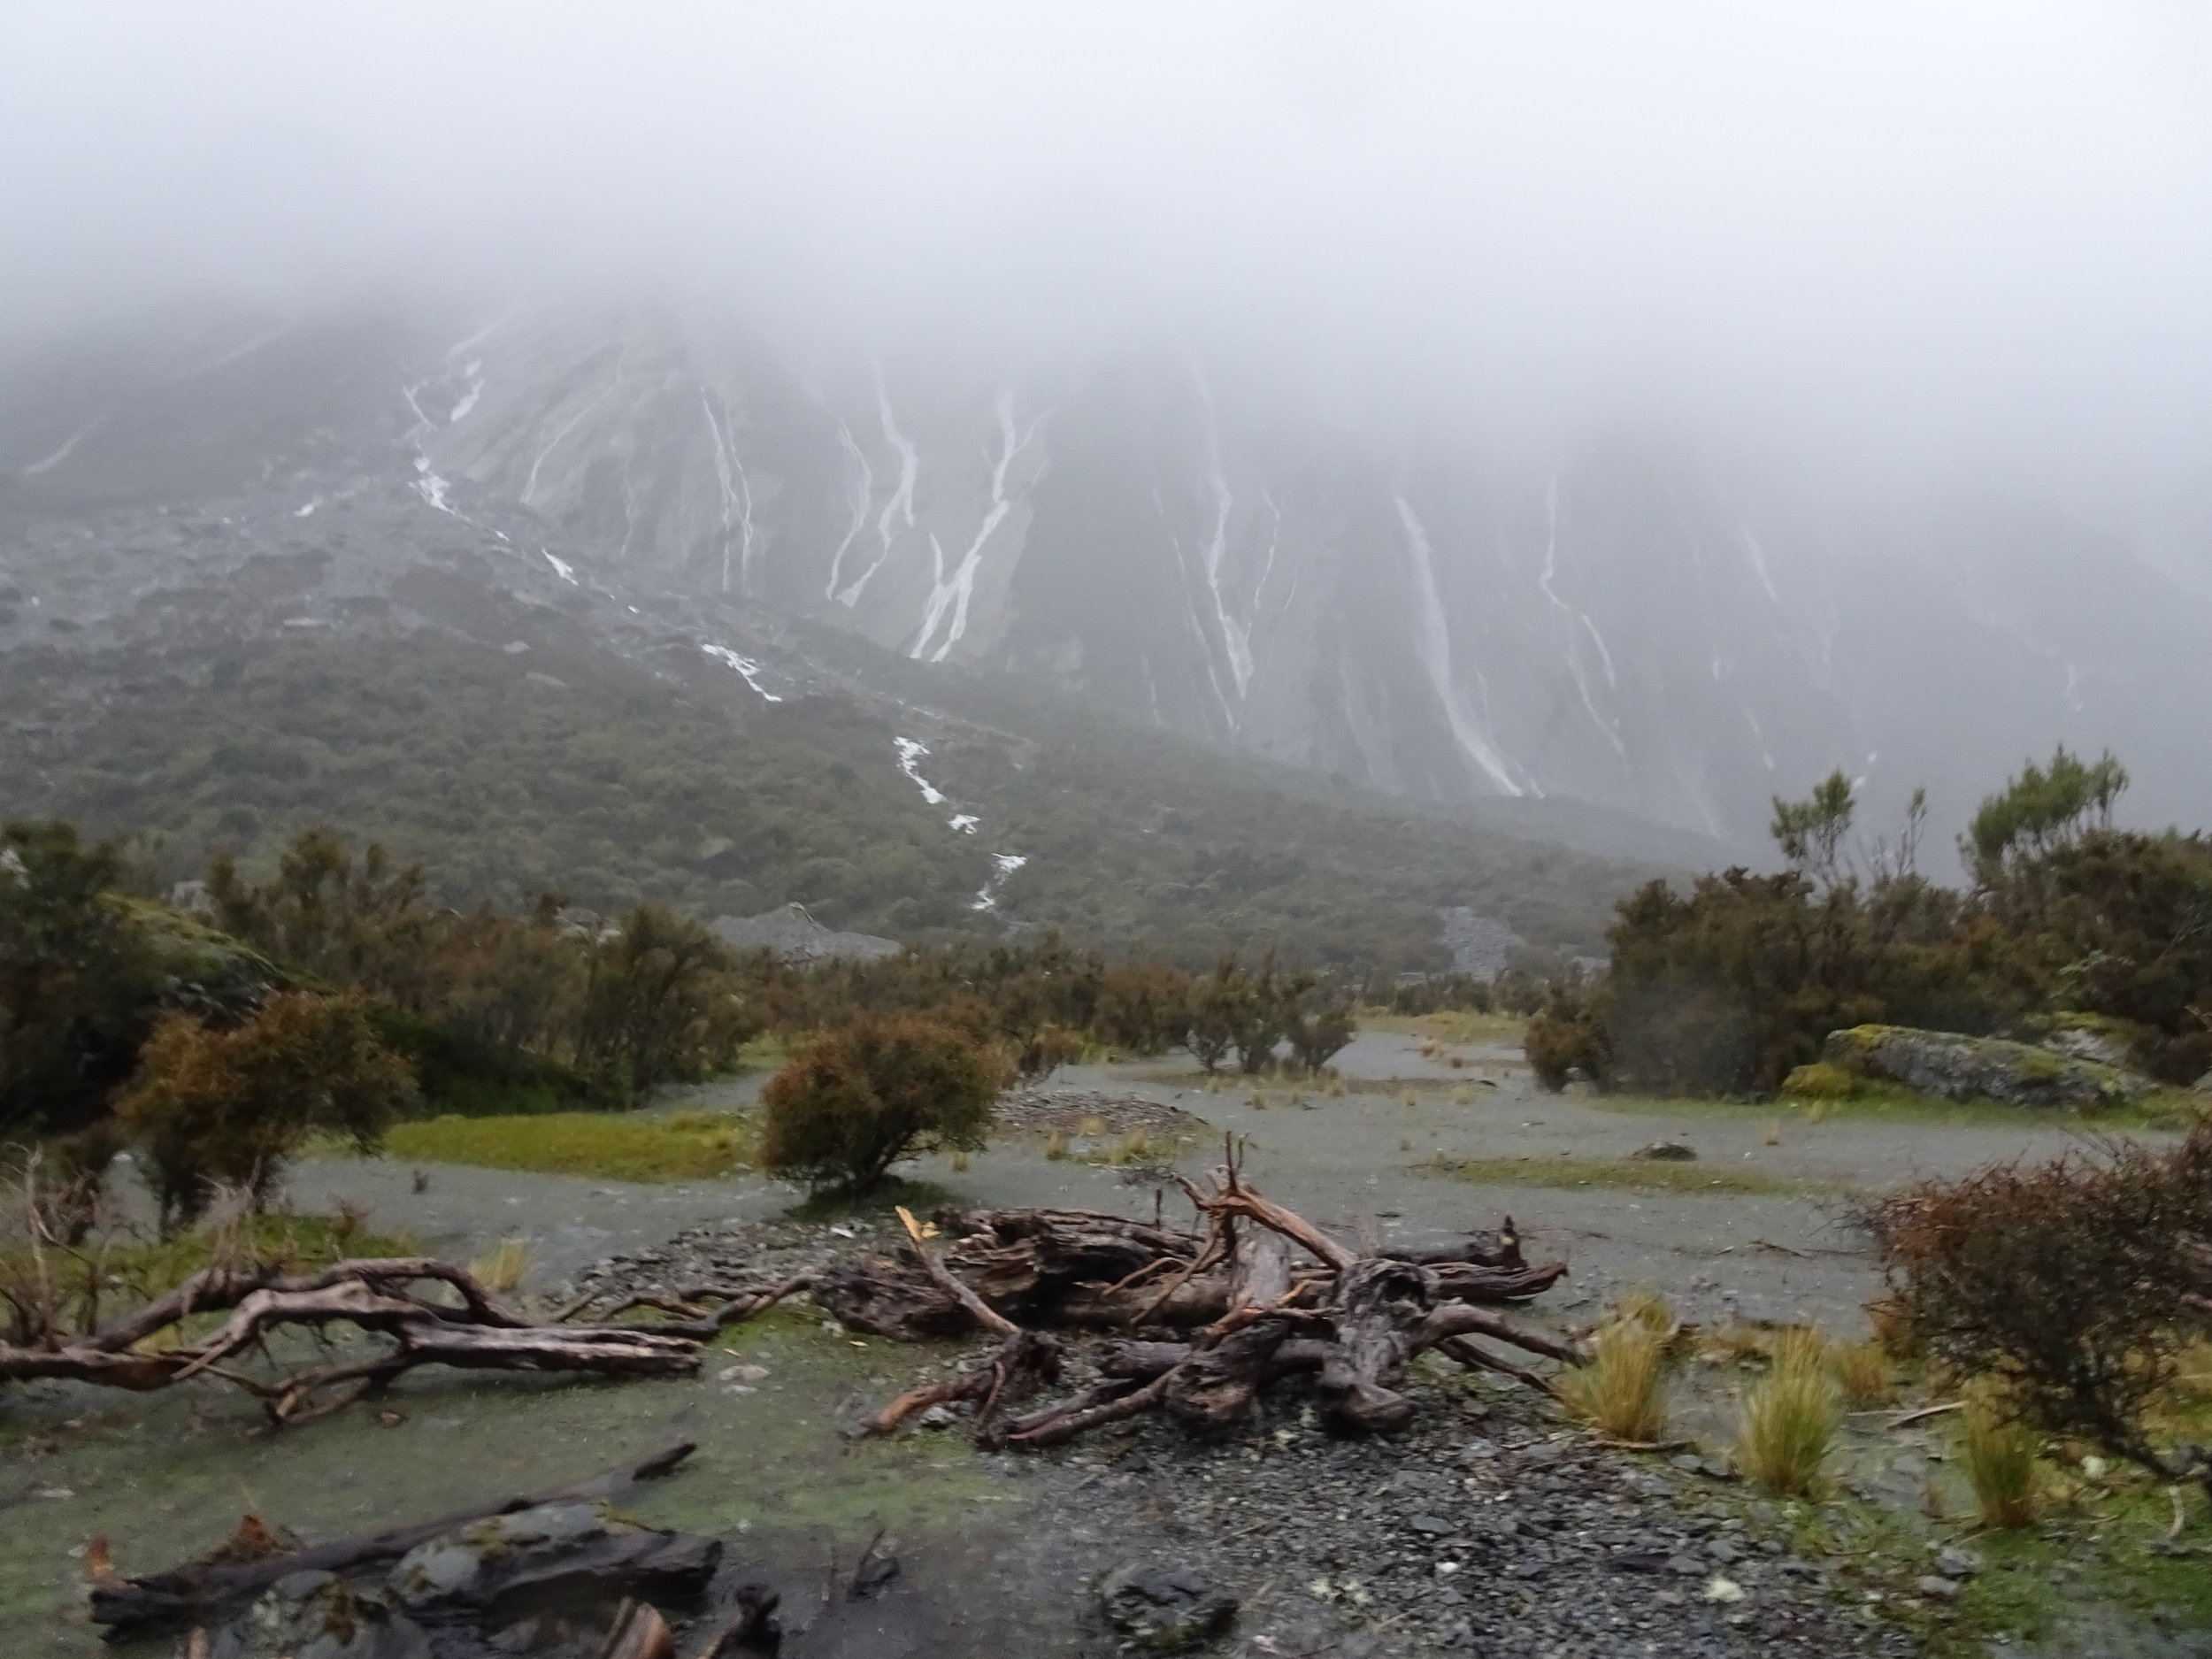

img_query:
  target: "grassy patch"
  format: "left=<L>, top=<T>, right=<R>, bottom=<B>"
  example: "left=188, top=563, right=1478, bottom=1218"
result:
left=1354, top=1010, right=1529, bottom=1045
left=1418, top=1151, right=1828, bottom=1197
left=380, top=1110, right=752, bottom=1183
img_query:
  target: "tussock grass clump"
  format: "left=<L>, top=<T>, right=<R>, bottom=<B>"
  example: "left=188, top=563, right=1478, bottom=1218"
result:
left=1763, top=1118, right=1783, bottom=1147
left=1768, top=1325, right=1829, bottom=1376
left=1614, top=1288, right=1675, bottom=1340
left=1451, top=1085, right=1475, bottom=1106
left=381, top=1110, right=751, bottom=1184
left=1557, top=1312, right=1670, bottom=1442
left=1827, top=1339, right=1895, bottom=1406
left=1104, top=1131, right=1152, bottom=1166
left=1079, top=1116, right=1104, bottom=1138
left=1043, top=1131, right=1070, bottom=1161
left=1960, top=1396, right=2043, bottom=1528
left=1736, top=1362, right=1843, bottom=1496
left=949, top=1148, right=972, bottom=1173
left=1325, top=1074, right=1345, bottom=1099
left=469, top=1237, right=532, bottom=1294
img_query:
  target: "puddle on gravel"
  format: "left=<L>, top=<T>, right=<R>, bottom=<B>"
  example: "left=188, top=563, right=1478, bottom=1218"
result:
left=0, top=1307, right=1082, bottom=1655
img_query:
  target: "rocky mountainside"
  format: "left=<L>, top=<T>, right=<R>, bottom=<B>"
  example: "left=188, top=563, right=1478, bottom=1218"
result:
left=5, top=297, right=2202, bottom=869
left=0, top=303, right=1707, bottom=967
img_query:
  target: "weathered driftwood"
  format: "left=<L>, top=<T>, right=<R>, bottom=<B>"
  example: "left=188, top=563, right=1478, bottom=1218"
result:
left=88, top=1441, right=697, bottom=1636
left=851, top=1156, right=1579, bottom=1448
left=0, top=1258, right=705, bottom=1424
left=861, top=1207, right=1064, bottom=1435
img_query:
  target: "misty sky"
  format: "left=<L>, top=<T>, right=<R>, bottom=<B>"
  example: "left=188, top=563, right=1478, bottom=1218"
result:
left=5, top=4, right=2210, bottom=527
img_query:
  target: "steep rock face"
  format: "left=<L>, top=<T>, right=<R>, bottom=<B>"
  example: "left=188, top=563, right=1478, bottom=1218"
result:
left=8, top=300, right=2210, bottom=847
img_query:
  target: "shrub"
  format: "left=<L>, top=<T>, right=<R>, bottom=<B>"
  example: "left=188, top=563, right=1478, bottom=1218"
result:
left=1556, top=1315, right=1669, bottom=1442
left=1959, top=1394, right=2043, bottom=1529
left=116, top=992, right=418, bottom=1229
left=1736, top=1361, right=1842, bottom=1496
left=0, top=820, right=165, bottom=1139
left=758, top=1016, right=1004, bottom=1193
left=1524, top=981, right=1609, bottom=1091
left=1863, top=1124, right=2212, bottom=1478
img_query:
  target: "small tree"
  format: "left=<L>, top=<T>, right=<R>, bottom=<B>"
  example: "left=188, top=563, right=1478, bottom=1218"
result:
left=574, top=903, right=751, bottom=1101
left=1186, top=958, right=1247, bottom=1074
left=758, top=1015, right=1002, bottom=1193
left=1281, top=988, right=1356, bottom=1074
left=117, top=992, right=418, bottom=1230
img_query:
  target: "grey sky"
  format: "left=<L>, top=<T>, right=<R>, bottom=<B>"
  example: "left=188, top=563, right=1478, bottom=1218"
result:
left=4, top=3, right=2209, bottom=519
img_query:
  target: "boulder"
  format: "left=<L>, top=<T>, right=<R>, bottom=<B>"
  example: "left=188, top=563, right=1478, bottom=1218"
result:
left=1630, top=1141, right=1698, bottom=1161
left=1097, top=1562, right=1238, bottom=1654
left=1823, top=1025, right=2157, bottom=1110
left=387, top=1502, right=718, bottom=1625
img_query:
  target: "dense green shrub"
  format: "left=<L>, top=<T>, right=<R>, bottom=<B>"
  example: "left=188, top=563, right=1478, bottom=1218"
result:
left=116, top=991, right=418, bottom=1228
left=758, top=1015, right=1003, bottom=1192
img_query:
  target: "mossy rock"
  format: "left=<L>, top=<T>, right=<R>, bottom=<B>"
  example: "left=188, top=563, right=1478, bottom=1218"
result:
left=1780, top=1060, right=1860, bottom=1101
left=1820, top=1024, right=2157, bottom=1111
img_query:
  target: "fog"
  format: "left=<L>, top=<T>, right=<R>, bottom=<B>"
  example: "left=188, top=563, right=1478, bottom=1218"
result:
left=5, top=3, right=2210, bottom=552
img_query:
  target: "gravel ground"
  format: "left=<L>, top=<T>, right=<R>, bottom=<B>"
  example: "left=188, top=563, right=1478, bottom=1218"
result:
left=995, top=1088, right=1211, bottom=1140
left=573, top=1224, right=1923, bottom=1658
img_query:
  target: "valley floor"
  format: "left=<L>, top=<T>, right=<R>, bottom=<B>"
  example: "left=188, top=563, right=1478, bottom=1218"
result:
left=2, top=1027, right=2198, bottom=1656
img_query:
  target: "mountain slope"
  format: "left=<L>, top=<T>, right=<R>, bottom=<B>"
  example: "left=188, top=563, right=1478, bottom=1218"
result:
left=9, top=296, right=2193, bottom=867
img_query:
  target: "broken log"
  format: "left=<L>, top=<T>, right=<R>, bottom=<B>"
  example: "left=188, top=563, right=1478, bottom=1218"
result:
left=89, top=1442, right=697, bottom=1636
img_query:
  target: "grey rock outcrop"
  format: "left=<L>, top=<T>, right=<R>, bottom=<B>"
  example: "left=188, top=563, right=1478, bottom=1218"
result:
left=1824, top=1024, right=2158, bottom=1110
left=1435, top=908, right=1521, bottom=977
left=709, top=902, right=900, bottom=964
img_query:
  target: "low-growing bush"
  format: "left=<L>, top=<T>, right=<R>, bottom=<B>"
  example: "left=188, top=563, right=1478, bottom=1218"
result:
left=1864, top=1123, right=2212, bottom=1479
left=758, top=1015, right=1004, bottom=1193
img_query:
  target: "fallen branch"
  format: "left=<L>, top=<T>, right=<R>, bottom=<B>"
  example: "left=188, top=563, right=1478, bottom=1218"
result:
left=0, top=1256, right=753, bottom=1424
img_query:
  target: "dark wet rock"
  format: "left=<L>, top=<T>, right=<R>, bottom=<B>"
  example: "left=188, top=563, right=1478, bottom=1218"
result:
left=1632, top=1141, right=1698, bottom=1161
left=387, top=1502, right=718, bottom=1624
left=1824, top=1023, right=2156, bottom=1110
left=214, top=1571, right=433, bottom=1659
left=1097, top=1562, right=1238, bottom=1653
